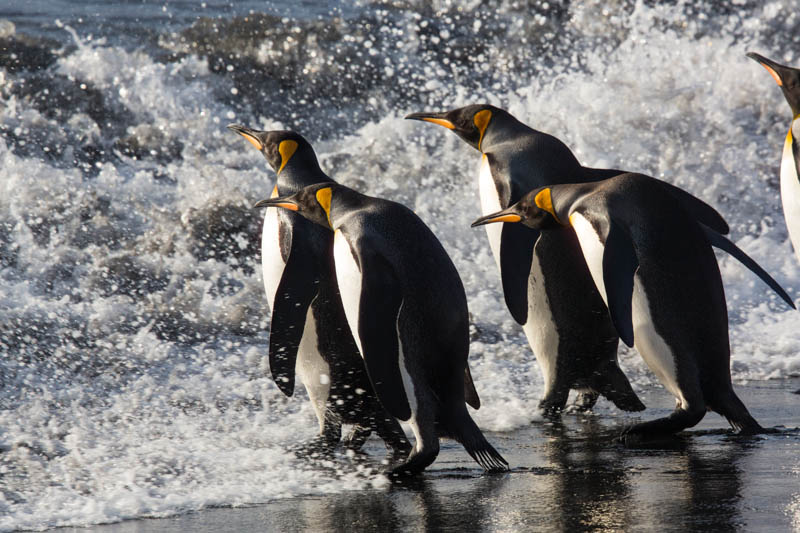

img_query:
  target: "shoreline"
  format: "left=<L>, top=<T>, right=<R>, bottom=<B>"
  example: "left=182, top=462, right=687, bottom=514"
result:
left=58, top=378, right=800, bottom=533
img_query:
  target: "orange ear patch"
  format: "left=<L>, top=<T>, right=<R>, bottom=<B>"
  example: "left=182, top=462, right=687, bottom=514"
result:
left=534, top=188, right=563, bottom=224
left=277, top=140, right=299, bottom=174
left=474, top=109, right=492, bottom=151
left=315, top=187, right=333, bottom=228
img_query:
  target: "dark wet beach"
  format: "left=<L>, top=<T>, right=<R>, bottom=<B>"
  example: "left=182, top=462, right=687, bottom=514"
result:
left=68, top=379, right=800, bottom=532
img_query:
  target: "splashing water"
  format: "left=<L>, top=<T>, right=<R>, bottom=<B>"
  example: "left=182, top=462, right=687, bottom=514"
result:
left=1, top=0, right=799, bottom=529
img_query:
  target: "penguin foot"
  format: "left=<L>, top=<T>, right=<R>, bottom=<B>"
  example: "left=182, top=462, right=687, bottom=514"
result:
left=385, top=447, right=438, bottom=478
left=617, top=423, right=690, bottom=449
left=617, top=429, right=687, bottom=449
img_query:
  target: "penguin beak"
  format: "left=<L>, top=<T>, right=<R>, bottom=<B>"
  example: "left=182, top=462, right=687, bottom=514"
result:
left=471, top=209, right=522, bottom=227
left=253, top=198, right=299, bottom=211
left=405, top=112, right=455, bottom=130
left=228, top=124, right=264, bottom=151
left=746, top=52, right=788, bottom=86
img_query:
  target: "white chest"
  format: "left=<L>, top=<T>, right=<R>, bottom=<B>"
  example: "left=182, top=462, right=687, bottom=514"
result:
left=780, top=121, right=800, bottom=263
left=570, top=212, right=684, bottom=405
left=570, top=213, right=608, bottom=301
left=478, top=155, right=503, bottom=270
left=333, top=230, right=365, bottom=357
left=520, top=250, right=559, bottom=392
left=261, top=208, right=285, bottom=310
left=293, top=305, right=331, bottom=429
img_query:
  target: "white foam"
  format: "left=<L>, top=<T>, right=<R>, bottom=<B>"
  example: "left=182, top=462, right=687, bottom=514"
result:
left=2, top=1, right=800, bottom=529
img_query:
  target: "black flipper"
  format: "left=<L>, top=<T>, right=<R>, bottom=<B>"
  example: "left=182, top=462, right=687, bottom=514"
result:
left=701, top=224, right=796, bottom=309
left=268, top=223, right=320, bottom=397
left=464, top=365, right=480, bottom=410
left=659, top=181, right=730, bottom=235
left=355, top=246, right=412, bottom=421
left=601, top=219, right=639, bottom=347
left=499, top=222, right=539, bottom=324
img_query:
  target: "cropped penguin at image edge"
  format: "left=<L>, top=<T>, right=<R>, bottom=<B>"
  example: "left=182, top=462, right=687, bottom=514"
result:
left=747, top=52, right=800, bottom=265
left=254, top=181, right=509, bottom=476
left=472, top=172, right=795, bottom=442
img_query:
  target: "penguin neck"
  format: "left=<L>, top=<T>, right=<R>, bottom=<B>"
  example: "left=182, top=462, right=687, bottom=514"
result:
left=480, top=115, right=538, bottom=153
left=277, top=165, right=334, bottom=192
left=327, top=187, right=368, bottom=230
left=550, top=183, right=595, bottom=225
left=790, top=115, right=800, bottom=140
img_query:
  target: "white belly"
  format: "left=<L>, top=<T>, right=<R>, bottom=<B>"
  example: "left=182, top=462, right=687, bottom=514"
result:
left=570, top=213, right=608, bottom=301
left=396, top=300, right=424, bottom=451
left=780, top=124, right=800, bottom=264
left=480, top=157, right=561, bottom=386
left=631, top=277, right=686, bottom=408
left=294, top=305, right=331, bottom=431
left=478, top=155, right=503, bottom=270
left=571, top=212, right=685, bottom=406
left=261, top=208, right=285, bottom=310
left=520, top=250, right=559, bottom=394
left=333, top=229, right=364, bottom=357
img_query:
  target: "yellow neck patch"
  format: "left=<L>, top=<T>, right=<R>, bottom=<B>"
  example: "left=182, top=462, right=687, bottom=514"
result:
left=277, top=140, right=298, bottom=174
left=534, top=188, right=563, bottom=225
left=474, top=109, right=492, bottom=152
left=270, top=185, right=279, bottom=198
left=315, top=187, right=333, bottom=228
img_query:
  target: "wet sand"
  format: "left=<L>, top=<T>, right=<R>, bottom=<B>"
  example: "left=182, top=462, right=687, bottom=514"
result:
left=66, top=379, right=800, bottom=532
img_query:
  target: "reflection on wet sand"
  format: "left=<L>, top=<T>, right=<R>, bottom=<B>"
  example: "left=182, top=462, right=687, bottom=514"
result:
left=539, top=419, right=634, bottom=531
left=81, top=382, right=800, bottom=533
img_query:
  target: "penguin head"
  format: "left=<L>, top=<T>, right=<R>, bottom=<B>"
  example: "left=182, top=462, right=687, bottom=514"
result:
left=747, top=52, right=800, bottom=116
left=253, top=182, right=337, bottom=230
left=471, top=187, right=564, bottom=229
left=405, top=104, right=501, bottom=152
left=227, top=125, right=322, bottom=175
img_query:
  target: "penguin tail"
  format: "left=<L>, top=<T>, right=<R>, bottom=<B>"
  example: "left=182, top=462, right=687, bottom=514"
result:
left=713, top=389, right=764, bottom=435
left=446, top=404, right=509, bottom=472
left=594, top=363, right=646, bottom=412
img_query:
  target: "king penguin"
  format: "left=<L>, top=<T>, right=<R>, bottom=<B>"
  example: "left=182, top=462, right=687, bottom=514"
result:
left=228, top=125, right=411, bottom=458
left=407, top=105, right=645, bottom=414
left=254, top=182, right=508, bottom=476
left=747, top=52, right=800, bottom=265
left=472, top=172, right=795, bottom=440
